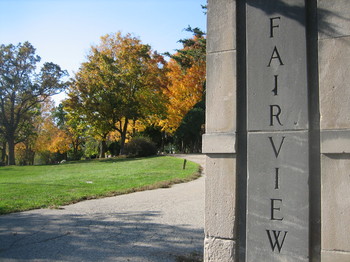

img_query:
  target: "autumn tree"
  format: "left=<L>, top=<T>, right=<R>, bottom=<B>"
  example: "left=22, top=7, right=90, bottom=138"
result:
left=0, top=42, right=68, bottom=165
left=52, top=103, right=86, bottom=160
left=160, top=27, right=206, bottom=135
left=65, top=32, right=167, bottom=156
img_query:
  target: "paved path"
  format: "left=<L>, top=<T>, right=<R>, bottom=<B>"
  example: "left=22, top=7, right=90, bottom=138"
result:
left=0, top=154, right=205, bottom=262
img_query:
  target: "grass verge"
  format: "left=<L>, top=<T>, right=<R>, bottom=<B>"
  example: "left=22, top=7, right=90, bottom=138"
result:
left=0, top=156, right=201, bottom=215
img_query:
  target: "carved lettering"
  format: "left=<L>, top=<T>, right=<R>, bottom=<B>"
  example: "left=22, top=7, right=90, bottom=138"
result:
left=274, top=168, right=280, bottom=189
left=267, top=46, right=284, bottom=67
left=268, top=136, right=286, bottom=158
left=271, top=198, right=284, bottom=221
left=270, top=17, right=281, bottom=38
left=272, top=75, right=278, bottom=96
left=266, top=230, right=288, bottom=253
left=269, top=105, right=283, bottom=126
left=275, top=167, right=280, bottom=189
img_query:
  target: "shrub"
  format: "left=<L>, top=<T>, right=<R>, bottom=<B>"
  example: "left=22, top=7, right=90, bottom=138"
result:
left=125, top=137, right=157, bottom=157
left=108, top=141, right=121, bottom=156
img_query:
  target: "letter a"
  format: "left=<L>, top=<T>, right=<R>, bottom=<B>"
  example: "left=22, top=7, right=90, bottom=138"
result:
left=268, top=136, right=286, bottom=158
left=266, top=230, right=288, bottom=253
left=267, top=46, right=284, bottom=67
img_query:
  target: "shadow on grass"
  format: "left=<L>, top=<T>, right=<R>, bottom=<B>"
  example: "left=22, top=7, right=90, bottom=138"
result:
left=57, top=155, right=162, bottom=165
left=0, top=168, right=13, bottom=171
left=0, top=211, right=203, bottom=262
left=99, top=155, right=162, bottom=163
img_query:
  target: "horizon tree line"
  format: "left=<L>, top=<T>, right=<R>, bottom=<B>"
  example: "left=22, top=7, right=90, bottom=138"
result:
left=0, top=28, right=206, bottom=166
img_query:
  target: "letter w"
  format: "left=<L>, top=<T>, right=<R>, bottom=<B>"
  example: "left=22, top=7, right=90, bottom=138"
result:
left=266, top=229, right=288, bottom=253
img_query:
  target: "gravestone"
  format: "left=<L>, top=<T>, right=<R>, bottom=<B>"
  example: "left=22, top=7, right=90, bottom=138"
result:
left=203, top=0, right=350, bottom=261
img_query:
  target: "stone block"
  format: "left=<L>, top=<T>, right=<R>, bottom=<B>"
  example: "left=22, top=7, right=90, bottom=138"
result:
left=321, top=130, right=350, bottom=153
left=202, top=133, right=236, bottom=154
left=246, top=0, right=308, bottom=132
left=321, top=250, right=350, bottom=262
left=319, top=36, right=350, bottom=130
left=205, top=154, right=236, bottom=239
left=318, top=0, right=350, bottom=39
left=206, top=51, right=237, bottom=133
left=246, top=131, right=309, bottom=261
left=321, top=154, right=350, bottom=252
left=204, top=237, right=236, bottom=262
left=207, top=0, right=236, bottom=53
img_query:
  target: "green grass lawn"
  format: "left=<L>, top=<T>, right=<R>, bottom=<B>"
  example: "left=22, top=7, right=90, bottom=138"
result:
left=0, top=156, right=200, bottom=215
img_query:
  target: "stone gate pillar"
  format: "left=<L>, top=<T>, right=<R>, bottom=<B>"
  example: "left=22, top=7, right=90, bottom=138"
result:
left=202, top=1, right=350, bottom=261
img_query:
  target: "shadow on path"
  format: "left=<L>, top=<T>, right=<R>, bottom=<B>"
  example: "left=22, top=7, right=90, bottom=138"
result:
left=0, top=211, right=203, bottom=262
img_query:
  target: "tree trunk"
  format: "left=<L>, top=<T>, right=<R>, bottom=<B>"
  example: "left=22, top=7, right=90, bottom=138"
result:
left=30, top=152, right=35, bottom=165
left=100, top=140, right=107, bottom=158
left=1, top=141, right=6, bottom=165
left=119, top=119, right=129, bottom=155
left=7, top=137, right=16, bottom=165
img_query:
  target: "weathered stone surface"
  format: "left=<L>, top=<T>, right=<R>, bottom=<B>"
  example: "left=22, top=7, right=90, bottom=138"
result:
left=321, top=130, right=350, bottom=153
left=206, top=51, right=237, bottom=133
left=204, top=237, right=236, bottom=262
left=319, top=36, right=350, bottom=130
left=318, top=0, right=350, bottom=39
left=202, top=133, right=236, bottom=154
left=321, top=154, right=350, bottom=252
left=207, top=0, right=236, bottom=53
left=246, top=131, right=309, bottom=262
left=204, top=1, right=238, bottom=260
left=205, top=154, right=236, bottom=239
left=322, top=250, right=350, bottom=262
left=246, top=0, right=308, bottom=132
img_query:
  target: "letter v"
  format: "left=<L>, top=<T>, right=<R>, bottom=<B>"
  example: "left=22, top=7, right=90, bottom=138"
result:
left=268, top=136, right=286, bottom=158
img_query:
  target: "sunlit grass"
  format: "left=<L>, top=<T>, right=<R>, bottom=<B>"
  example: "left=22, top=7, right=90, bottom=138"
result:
left=0, top=156, right=200, bottom=215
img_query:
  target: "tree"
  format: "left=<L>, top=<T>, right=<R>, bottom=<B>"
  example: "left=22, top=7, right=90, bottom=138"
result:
left=52, top=103, right=86, bottom=160
left=160, top=27, right=206, bottom=135
left=0, top=42, right=68, bottom=165
left=0, top=133, right=6, bottom=165
left=65, top=32, right=167, bottom=156
left=174, top=99, right=205, bottom=153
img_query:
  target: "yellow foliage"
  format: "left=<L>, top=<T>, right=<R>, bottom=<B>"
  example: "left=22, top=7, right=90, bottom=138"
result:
left=48, top=129, right=71, bottom=154
left=108, top=118, right=147, bottom=143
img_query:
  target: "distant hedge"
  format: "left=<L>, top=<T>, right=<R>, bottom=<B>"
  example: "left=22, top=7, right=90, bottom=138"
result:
left=125, top=137, right=157, bottom=157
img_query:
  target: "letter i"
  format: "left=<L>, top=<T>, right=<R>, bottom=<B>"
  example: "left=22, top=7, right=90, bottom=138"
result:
left=275, top=168, right=280, bottom=189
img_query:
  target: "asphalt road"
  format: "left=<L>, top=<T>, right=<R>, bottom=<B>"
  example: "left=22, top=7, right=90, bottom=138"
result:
left=0, top=154, right=205, bottom=262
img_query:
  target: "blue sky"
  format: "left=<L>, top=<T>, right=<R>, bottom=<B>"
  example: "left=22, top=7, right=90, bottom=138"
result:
left=0, top=0, right=206, bottom=77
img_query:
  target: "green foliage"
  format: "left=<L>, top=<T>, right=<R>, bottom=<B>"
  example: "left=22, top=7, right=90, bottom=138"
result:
left=33, top=149, right=65, bottom=165
left=165, top=26, right=206, bottom=70
left=125, top=137, right=157, bottom=157
left=83, top=137, right=100, bottom=158
left=174, top=99, right=205, bottom=153
left=52, top=103, right=67, bottom=129
left=139, top=125, right=165, bottom=150
left=201, top=4, right=207, bottom=14
left=0, top=156, right=200, bottom=214
left=108, top=141, right=121, bottom=156
left=0, top=42, right=68, bottom=165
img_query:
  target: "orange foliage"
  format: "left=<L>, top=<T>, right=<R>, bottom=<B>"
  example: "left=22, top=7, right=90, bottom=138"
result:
left=35, top=115, right=71, bottom=154
left=160, top=60, right=205, bottom=134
